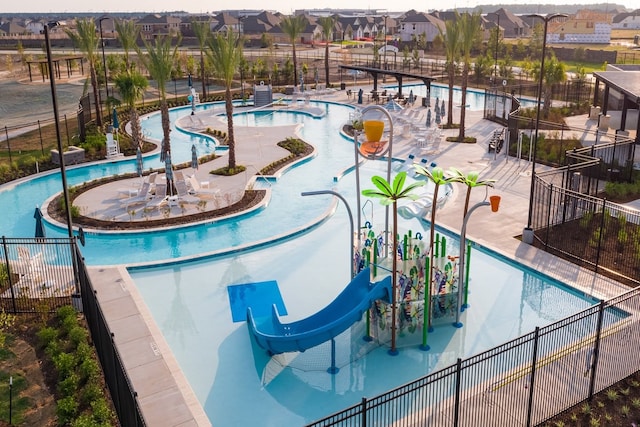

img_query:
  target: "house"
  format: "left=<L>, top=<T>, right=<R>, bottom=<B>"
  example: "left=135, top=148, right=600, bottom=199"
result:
left=485, top=8, right=529, bottom=38
left=212, top=12, right=242, bottom=34
left=0, top=21, right=29, bottom=37
left=24, top=19, right=45, bottom=35
left=241, top=11, right=281, bottom=40
left=136, top=14, right=181, bottom=40
left=268, top=14, right=321, bottom=45
left=612, top=9, right=640, bottom=30
left=547, top=11, right=611, bottom=44
left=397, top=10, right=445, bottom=44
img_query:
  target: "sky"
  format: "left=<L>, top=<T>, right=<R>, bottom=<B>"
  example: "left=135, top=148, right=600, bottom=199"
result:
left=1, top=1, right=636, bottom=14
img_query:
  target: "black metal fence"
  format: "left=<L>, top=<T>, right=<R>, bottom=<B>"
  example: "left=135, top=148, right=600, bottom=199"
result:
left=0, top=237, right=77, bottom=313
left=76, top=244, right=146, bottom=427
left=308, top=291, right=640, bottom=426
left=0, top=237, right=145, bottom=426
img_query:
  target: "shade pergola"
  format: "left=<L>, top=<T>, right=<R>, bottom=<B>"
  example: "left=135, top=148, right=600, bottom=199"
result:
left=339, top=64, right=436, bottom=101
left=26, top=55, right=85, bottom=82
left=593, top=69, right=640, bottom=143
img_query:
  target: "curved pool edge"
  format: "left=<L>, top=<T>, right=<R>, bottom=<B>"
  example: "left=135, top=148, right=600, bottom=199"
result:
left=124, top=196, right=339, bottom=270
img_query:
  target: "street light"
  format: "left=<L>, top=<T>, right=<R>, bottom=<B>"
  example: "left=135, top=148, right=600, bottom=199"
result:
left=45, top=21, right=79, bottom=293
left=99, top=16, right=109, bottom=118
left=488, top=12, right=500, bottom=85
left=523, top=13, right=567, bottom=243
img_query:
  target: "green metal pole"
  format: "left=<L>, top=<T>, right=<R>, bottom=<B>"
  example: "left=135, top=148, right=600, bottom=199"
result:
left=463, top=242, right=472, bottom=307
left=420, top=256, right=431, bottom=350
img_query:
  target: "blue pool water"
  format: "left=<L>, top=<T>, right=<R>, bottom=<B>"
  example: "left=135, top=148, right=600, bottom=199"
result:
left=0, top=85, right=601, bottom=426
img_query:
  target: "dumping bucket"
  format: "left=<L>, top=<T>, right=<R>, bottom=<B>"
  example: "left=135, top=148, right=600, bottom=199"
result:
left=490, top=195, right=501, bottom=212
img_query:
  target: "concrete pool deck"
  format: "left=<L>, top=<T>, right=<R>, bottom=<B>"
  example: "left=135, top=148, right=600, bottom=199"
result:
left=84, top=89, right=632, bottom=426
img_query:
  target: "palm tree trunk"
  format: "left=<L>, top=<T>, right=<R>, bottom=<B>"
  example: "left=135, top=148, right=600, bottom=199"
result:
left=160, top=98, right=170, bottom=154
left=200, top=51, right=207, bottom=100
left=447, top=66, right=454, bottom=128
left=325, top=43, right=330, bottom=85
left=130, top=106, right=142, bottom=149
left=292, top=44, right=298, bottom=88
left=225, top=87, right=236, bottom=169
left=458, top=63, right=469, bottom=141
left=90, top=65, right=103, bottom=128
left=391, top=203, right=398, bottom=353
left=428, top=184, right=440, bottom=329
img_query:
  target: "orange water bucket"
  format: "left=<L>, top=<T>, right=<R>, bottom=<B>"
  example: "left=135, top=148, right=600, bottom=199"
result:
left=363, top=120, right=385, bottom=142
left=489, top=195, right=501, bottom=212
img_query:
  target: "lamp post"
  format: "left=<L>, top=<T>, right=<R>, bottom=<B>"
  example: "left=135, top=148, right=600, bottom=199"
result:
left=98, top=17, right=109, bottom=119
left=489, top=12, right=500, bottom=85
left=45, top=22, right=79, bottom=292
left=523, top=13, right=567, bottom=243
left=383, top=15, right=389, bottom=71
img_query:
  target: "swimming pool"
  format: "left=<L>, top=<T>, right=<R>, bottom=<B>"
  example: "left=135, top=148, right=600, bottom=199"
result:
left=0, top=86, right=601, bottom=426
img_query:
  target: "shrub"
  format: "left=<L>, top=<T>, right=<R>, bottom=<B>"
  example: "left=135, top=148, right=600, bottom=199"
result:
left=53, top=352, right=77, bottom=379
left=81, top=380, right=103, bottom=406
left=78, top=357, right=100, bottom=382
left=68, top=326, right=88, bottom=347
left=44, top=339, right=62, bottom=359
left=37, top=326, right=58, bottom=348
left=58, top=372, right=80, bottom=397
left=90, top=398, right=114, bottom=423
left=56, top=395, right=79, bottom=425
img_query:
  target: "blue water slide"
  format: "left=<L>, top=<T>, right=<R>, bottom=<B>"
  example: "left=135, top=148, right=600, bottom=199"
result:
left=247, top=268, right=392, bottom=355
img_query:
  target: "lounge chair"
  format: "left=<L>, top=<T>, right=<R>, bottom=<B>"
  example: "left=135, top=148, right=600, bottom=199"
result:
left=396, top=153, right=417, bottom=172
left=188, top=175, right=219, bottom=197
left=123, top=181, right=153, bottom=209
left=175, top=179, right=200, bottom=204
left=119, top=172, right=157, bottom=197
left=9, top=246, right=44, bottom=284
left=145, top=183, right=168, bottom=209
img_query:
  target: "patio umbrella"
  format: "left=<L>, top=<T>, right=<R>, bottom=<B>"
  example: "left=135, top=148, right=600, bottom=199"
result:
left=383, top=99, right=403, bottom=112
left=136, top=147, right=144, bottom=177
left=435, top=104, right=441, bottom=125
left=314, top=67, right=319, bottom=86
left=165, top=155, right=174, bottom=196
left=426, top=109, right=432, bottom=128
left=112, top=108, right=120, bottom=131
left=408, top=90, right=414, bottom=104
left=191, top=144, right=198, bottom=170
left=160, top=139, right=167, bottom=162
left=441, top=99, right=446, bottom=118
left=34, top=206, right=45, bottom=239
left=188, top=73, right=192, bottom=88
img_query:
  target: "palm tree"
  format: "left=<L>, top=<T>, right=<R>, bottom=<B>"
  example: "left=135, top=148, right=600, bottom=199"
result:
left=413, top=166, right=463, bottom=329
left=362, top=171, right=423, bottom=354
left=280, top=14, right=307, bottom=88
left=457, top=12, right=482, bottom=142
left=535, top=54, right=566, bottom=116
left=318, top=16, right=335, bottom=86
left=139, top=36, right=179, bottom=158
left=448, top=168, right=496, bottom=219
left=440, top=19, right=460, bottom=128
left=206, top=30, right=243, bottom=171
left=192, top=19, right=212, bottom=100
left=114, top=19, right=139, bottom=70
left=112, top=69, right=148, bottom=149
left=65, top=18, right=103, bottom=128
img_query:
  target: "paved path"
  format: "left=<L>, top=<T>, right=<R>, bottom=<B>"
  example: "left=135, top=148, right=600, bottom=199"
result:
left=82, top=87, right=630, bottom=426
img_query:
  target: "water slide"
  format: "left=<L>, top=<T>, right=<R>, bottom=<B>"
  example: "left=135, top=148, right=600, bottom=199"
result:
left=247, top=268, right=392, bottom=355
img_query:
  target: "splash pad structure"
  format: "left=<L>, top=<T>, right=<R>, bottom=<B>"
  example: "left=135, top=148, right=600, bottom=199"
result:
left=247, top=104, right=500, bottom=372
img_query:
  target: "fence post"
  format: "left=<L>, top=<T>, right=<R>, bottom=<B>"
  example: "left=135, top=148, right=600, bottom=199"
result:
left=595, top=198, right=607, bottom=273
left=588, top=300, right=606, bottom=400
left=453, top=358, right=462, bottom=427
left=545, top=184, right=553, bottom=249
left=64, top=114, right=70, bottom=146
left=37, top=120, right=44, bottom=155
left=1, top=237, right=17, bottom=313
left=4, top=126, right=12, bottom=164
left=525, top=327, right=540, bottom=427
left=361, top=396, right=367, bottom=427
